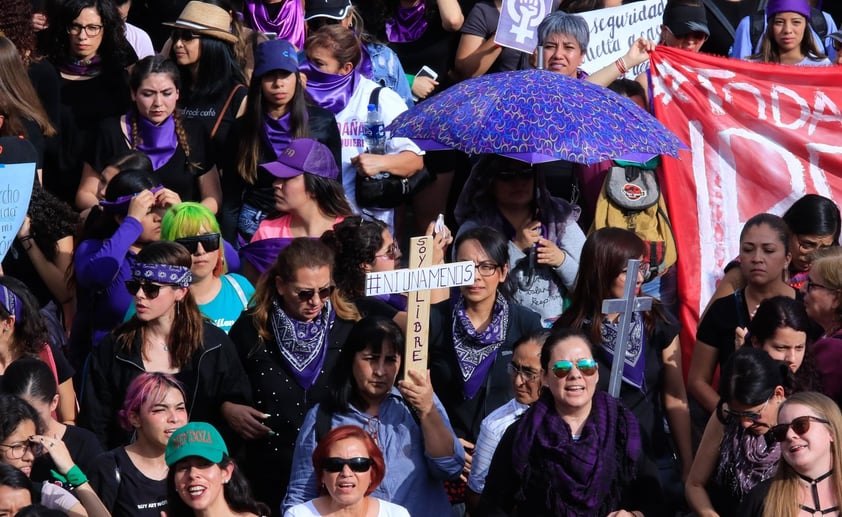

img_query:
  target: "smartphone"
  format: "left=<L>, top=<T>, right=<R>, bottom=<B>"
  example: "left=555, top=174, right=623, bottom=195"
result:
left=413, top=66, right=439, bottom=101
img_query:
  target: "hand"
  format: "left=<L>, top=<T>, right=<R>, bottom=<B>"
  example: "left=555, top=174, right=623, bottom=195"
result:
left=734, top=327, right=748, bottom=350
left=397, top=369, right=435, bottom=417
left=513, top=220, right=541, bottom=251
left=32, top=13, right=49, bottom=31
left=459, top=438, right=474, bottom=483
left=425, top=221, right=453, bottom=265
left=16, top=215, right=31, bottom=239
left=220, top=402, right=272, bottom=440
left=125, top=189, right=157, bottom=222
left=155, top=188, right=182, bottom=209
left=351, top=153, right=389, bottom=177
left=623, top=37, right=657, bottom=68
left=31, top=435, right=74, bottom=474
left=536, top=238, right=565, bottom=268
left=412, top=76, right=439, bottom=100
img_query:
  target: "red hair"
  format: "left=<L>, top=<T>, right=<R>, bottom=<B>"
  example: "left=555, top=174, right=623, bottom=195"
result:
left=311, top=425, right=385, bottom=496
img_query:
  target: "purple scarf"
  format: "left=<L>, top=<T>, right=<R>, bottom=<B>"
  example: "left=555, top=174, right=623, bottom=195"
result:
left=511, top=390, right=641, bottom=515
left=386, top=2, right=428, bottom=43
left=358, top=44, right=374, bottom=82
left=715, top=421, right=781, bottom=501
left=600, top=311, right=646, bottom=390
left=125, top=113, right=179, bottom=170
left=300, top=60, right=360, bottom=114
left=263, top=112, right=293, bottom=158
left=371, top=293, right=408, bottom=311
left=452, top=293, right=509, bottom=399
left=58, top=55, right=102, bottom=77
left=269, top=297, right=335, bottom=389
left=244, top=0, right=305, bottom=48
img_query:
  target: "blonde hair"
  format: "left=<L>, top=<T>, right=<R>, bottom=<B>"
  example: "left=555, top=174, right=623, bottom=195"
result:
left=809, top=249, right=842, bottom=324
left=762, top=392, right=842, bottom=517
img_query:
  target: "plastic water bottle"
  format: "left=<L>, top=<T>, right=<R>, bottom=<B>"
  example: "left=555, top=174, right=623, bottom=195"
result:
left=364, top=103, right=386, bottom=155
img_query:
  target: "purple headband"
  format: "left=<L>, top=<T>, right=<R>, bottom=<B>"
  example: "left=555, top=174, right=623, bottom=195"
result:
left=131, top=262, right=193, bottom=287
left=0, top=285, right=22, bottom=321
left=99, top=185, right=165, bottom=214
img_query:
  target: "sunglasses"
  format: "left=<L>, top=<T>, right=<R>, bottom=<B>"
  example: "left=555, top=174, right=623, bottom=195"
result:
left=495, top=168, right=536, bottom=181
left=723, top=398, right=770, bottom=422
left=294, top=285, right=335, bottom=302
left=172, top=29, right=200, bottom=41
left=175, top=233, right=221, bottom=255
left=551, top=358, right=598, bottom=378
left=770, top=415, right=830, bottom=442
left=321, top=457, right=373, bottom=473
left=125, top=280, right=175, bottom=299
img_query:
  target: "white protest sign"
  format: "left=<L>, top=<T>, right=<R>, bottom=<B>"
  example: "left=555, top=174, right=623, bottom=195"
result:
left=364, top=261, right=475, bottom=296
left=495, top=0, right=555, bottom=53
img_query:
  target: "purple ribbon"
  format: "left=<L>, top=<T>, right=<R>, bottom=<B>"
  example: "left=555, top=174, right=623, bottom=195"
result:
left=263, top=112, right=293, bottom=158
left=386, top=2, right=428, bottom=43
left=57, top=55, right=102, bottom=77
left=131, top=262, right=193, bottom=287
left=0, top=285, right=22, bottom=321
left=244, top=0, right=305, bottom=48
left=125, top=113, right=179, bottom=170
left=100, top=185, right=165, bottom=214
left=300, top=60, right=360, bottom=114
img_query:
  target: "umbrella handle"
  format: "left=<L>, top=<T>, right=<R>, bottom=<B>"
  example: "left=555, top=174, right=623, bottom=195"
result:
left=537, top=45, right=544, bottom=70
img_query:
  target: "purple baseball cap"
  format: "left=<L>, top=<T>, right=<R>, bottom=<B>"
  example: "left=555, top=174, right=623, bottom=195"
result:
left=766, top=0, right=811, bottom=20
left=259, top=138, right=339, bottom=180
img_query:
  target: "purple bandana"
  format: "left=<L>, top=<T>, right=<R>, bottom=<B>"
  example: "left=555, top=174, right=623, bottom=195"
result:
left=244, top=0, right=305, bottom=49
left=57, top=55, right=102, bottom=77
left=372, top=293, right=408, bottom=311
left=125, top=113, right=179, bottom=170
left=100, top=184, right=165, bottom=214
left=452, top=292, right=509, bottom=399
left=269, top=297, right=335, bottom=389
left=131, top=262, right=193, bottom=287
left=600, top=311, right=646, bottom=390
left=300, top=60, right=360, bottom=114
left=386, top=1, right=428, bottom=43
left=358, top=44, right=374, bottom=81
left=0, top=285, right=23, bottom=321
left=263, top=112, right=293, bottom=158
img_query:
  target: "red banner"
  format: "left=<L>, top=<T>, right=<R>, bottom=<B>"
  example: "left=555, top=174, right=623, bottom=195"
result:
left=649, top=47, right=842, bottom=376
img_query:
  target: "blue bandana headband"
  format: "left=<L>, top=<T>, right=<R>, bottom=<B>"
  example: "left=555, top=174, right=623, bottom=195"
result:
left=131, top=262, right=193, bottom=287
left=99, top=185, right=165, bottom=214
left=0, top=285, right=22, bottom=321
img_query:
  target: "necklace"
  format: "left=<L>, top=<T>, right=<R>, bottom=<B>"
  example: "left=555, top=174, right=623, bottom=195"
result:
left=145, top=335, right=169, bottom=352
left=797, top=469, right=839, bottom=516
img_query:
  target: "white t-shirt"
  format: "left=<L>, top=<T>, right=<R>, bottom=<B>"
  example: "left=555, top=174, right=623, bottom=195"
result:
left=125, top=23, right=155, bottom=59
left=284, top=497, right=410, bottom=517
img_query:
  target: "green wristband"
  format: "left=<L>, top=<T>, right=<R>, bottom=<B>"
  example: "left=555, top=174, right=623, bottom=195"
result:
left=51, top=465, right=87, bottom=490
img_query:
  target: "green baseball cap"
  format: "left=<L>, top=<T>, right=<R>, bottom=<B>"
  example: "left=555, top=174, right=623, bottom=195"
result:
left=165, top=422, right=228, bottom=466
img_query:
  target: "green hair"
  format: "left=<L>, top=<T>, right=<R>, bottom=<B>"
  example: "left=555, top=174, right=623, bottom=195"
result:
left=161, top=202, right=226, bottom=275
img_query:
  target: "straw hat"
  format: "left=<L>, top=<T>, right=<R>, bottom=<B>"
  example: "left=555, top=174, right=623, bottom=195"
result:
left=163, top=1, right=238, bottom=44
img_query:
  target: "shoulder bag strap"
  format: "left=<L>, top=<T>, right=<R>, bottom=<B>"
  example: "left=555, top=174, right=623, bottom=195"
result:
left=224, top=274, right=249, bottom=309
left=210, top=84, right=246, bottom=139
left=702, top=0, right=736, bottom=39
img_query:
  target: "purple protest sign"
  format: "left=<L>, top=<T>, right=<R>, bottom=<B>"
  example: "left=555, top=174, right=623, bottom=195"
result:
left=494, top=0, right=554, bottom=53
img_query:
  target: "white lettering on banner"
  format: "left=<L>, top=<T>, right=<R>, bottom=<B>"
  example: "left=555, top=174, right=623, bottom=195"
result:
left=807, top=143, right=842, bottom=199
left=365, top=261, right=476, bottom=296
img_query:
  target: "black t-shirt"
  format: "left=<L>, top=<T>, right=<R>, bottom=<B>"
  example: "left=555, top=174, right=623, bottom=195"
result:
left=180, top=83, right=247, bottom=166
left=389, top=8, right=460, bottom=94
left=31, top=425, right=103, bottom=485
left=88, top=447, right=169, bottom=517
left=460, top=1, right=525, bottom=74
left=701, top=0, right=763, bottom=56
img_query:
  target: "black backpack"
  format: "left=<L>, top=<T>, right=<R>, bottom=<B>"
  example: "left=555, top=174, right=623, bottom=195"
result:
left=749, top=0, right=828, bottom=52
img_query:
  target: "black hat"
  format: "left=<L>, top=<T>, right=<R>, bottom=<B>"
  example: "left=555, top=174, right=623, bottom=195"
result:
left=305, top=0, right=353, bottom=21
left=663, top=3, right=710, bottom=37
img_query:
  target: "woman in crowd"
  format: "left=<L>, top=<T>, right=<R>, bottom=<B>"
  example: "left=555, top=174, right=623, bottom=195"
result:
left=285, top=425, right=410, bottom=517
left=164, top=1, right=248, bottom=152
left=689, top=214, right=798, bottom=419
left=302, top=25, right=424, bottom=230
left=226, top=38, right=340, bottom=244
left=455, top=153, right=585, bottom=327
left=284, top=316, right=464, bottom=515
left=0, top=393, right=110, bottom=516
left=88, top=373, right=188, bottom=517
left=76, top=150, right=153, bottom=219
left=749, top=0, right=830, bottom=65
left=555, top=227, right=693, bottom=507
left=802, top=248, right=842, bottom=406
left=42, top=0, right=134, bottom=205
left=0, top=463, right=35, bottom=517
left=685, top=347, right=790, bottom=515
left=79, top=241, right=253, bottom=450
left=160, top=202, right=254, bottom=333
left=229, top=238, right=358, bottom=511
left=79, top=55, right=221, bottom=213
left=165, top=422, right=268, bottom=517
left=0, top=277, right=77, bottom=426
left=739, top=391, right=842, bottom=516
left=1, top=358, right=102, bottom=485
left=478, top=329, right=661, bottom=515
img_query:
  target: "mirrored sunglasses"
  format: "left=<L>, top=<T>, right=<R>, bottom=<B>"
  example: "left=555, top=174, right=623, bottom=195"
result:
left=175, top=233, right=221, bottom=255
left=321, top=457, right=373, bottom=473
left=551, top=358, right=598, bottom=378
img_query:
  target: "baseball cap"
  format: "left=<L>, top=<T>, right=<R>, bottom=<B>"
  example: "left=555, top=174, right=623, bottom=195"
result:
left=662, top=2, right=709, bottom=37
left=305, top=0, right=353, bottom=21
left=165, top=422, right=228, bottom=467
left=259, top=139, right=340, bottom=180
left=254, top=39, right=299, bottom=78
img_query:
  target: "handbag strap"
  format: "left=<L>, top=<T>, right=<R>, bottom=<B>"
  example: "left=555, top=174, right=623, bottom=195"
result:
left=368, top=86, right=384, bottom=111
left=701, top=0, right=736, bottom=39
left=210, top=84, right=246, bottom=139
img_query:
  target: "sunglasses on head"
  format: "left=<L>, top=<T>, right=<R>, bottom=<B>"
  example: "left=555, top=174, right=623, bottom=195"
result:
left=770, top=415, right=830, bottom=442
left=125, top=280, right=174, bottom=299
left=295, top=285, right=335, bottom=302
left=551, top=358, right=598, bottom=378
left=175, top=233, right=221, bottom=255
left=172, top=29, right=200, bottom=41
left=321, top=457, right=373, bottom=473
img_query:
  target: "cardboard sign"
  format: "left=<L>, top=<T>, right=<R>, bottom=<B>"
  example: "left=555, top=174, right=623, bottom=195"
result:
left=405, top=237, right=433, bottom=374
left=364, top=261, right=475, bottom=296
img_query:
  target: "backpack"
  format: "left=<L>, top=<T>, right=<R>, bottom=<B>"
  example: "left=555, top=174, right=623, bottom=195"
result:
left=749, top=0, right=828, bottom=52
left=592, top=159, right=677, bottom=277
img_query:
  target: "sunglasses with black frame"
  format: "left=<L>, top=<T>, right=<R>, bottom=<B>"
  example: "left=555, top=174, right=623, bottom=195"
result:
left=175, top=233, right=221, bottom=255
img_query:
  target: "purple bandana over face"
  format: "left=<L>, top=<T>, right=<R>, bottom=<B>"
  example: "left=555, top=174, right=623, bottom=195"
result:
left=125, top=113, right=179, bottom=170
left=386, top=2, right=428, bottom=43
left=600, top=311, right=646, bottom=390
left=244, top=0, right=305, bottom=48
left=270, top=297, right=335, bottom=389
left=58, top=54, right=102, bottom=77
left=452, top=292, right=510, bottom=399
left=300, top=60, right=360, bottom=114
left=263, top=112, right=293, bottom=158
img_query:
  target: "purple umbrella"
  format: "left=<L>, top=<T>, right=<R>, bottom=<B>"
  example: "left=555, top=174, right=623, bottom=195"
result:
left=387, top=69, right=686, bottom=165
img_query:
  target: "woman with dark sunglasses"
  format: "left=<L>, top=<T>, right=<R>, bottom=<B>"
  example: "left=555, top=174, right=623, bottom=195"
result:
left=740, top=391, right=842, bottom=517
left=160, top=202, right=254, bottom=333
left=286, top=425, right=409, bottom=516
left=284, top=316, right=463, bottom=515
left=555, top=227, right=693, bottom=513
left=479, top=329, right=661, bottom=515
left=229, top=238, right=359, bottom=512
left=79, top=241, right=254, bottom=450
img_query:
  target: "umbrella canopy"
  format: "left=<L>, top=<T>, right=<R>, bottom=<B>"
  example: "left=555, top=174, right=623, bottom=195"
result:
left=388, top=69, right=686, bottom=165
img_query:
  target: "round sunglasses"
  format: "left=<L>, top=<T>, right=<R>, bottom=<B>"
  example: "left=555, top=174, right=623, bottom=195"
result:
left=770, top=415, right=830, bottom=442
left=321, top=457, right=373, bottom=473
left=175, top=233, right=221, bottom=255
left=551, top=358, right=598, bottom=378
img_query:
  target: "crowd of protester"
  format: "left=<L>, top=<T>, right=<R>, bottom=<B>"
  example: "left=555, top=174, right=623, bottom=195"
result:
left=1, top=0, right=842, bottom=514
